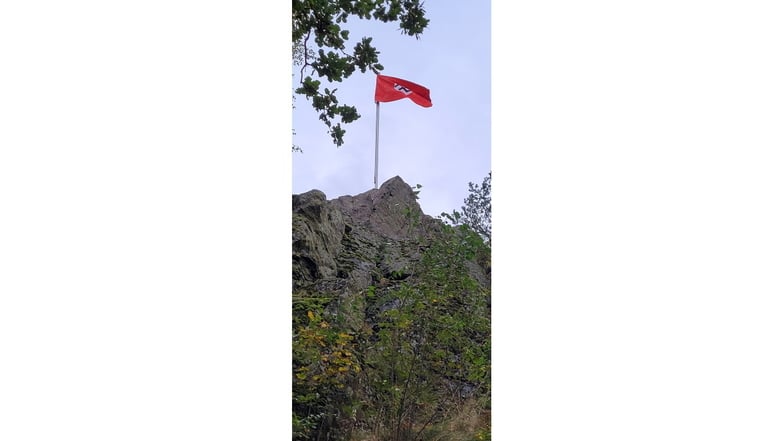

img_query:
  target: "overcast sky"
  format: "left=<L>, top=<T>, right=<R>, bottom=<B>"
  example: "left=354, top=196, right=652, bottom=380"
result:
left=292, top=2, right=490, bottom=218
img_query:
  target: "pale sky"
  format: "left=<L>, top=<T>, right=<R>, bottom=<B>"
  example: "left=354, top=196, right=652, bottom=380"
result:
left=292, top=2, right=491, bottom=218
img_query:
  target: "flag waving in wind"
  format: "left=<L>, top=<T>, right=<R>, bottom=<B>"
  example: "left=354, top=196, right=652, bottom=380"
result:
left=371, top=73, right=432, bottom=189
left=374, top=74, right=432, bottom=107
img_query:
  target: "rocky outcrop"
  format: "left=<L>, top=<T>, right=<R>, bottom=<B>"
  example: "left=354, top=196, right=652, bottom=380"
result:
left=294, top=176, right=437, bottom=291
left=292, top=175, right=490, bottom=329
left=292, top=189, right=345, bottom=284
left=292, top=176, right=492, bottom=436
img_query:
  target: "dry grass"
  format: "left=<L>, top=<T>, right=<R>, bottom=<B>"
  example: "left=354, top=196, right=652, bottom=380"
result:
left=349, top=399, right=490, bottom=441
left=425, top=399, right=490, bottom=441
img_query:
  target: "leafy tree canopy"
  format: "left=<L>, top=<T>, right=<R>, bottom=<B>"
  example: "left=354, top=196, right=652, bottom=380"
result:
left=442, top=172, right=492, bottom=245
left=292, top=0, right=429, bottom=148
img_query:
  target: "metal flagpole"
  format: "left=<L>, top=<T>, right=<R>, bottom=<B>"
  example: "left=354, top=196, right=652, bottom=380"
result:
left=374, top=101, right=380, bottom=189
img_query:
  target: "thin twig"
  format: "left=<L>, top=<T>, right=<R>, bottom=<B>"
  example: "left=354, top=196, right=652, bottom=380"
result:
left=299, top=30, right=312, bottom=83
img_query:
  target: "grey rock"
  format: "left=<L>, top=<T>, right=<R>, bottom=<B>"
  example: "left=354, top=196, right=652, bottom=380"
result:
left=292, top=176, right=489, bottom=330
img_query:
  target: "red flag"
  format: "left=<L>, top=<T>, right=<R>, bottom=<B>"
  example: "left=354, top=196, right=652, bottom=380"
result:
left=374, top=74, right=432, bottom=108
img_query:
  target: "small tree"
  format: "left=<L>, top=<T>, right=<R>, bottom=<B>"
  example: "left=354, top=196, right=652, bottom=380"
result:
left=442, top=172, right=491, bottom=245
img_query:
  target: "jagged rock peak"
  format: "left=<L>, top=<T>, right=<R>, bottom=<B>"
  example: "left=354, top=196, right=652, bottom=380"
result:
left=292, top=176, right=443, bottom=292
left=333, top=176, right=431, bottom=241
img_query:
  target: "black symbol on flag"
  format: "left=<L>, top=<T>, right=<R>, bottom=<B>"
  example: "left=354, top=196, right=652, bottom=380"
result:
left=393, top=83, right=412, bottom=95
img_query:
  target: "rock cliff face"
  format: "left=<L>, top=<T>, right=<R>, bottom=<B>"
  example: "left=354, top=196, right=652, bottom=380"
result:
left=292, top=176, right=488, bottom=301
left=292, top=176, right=491, bottom=439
